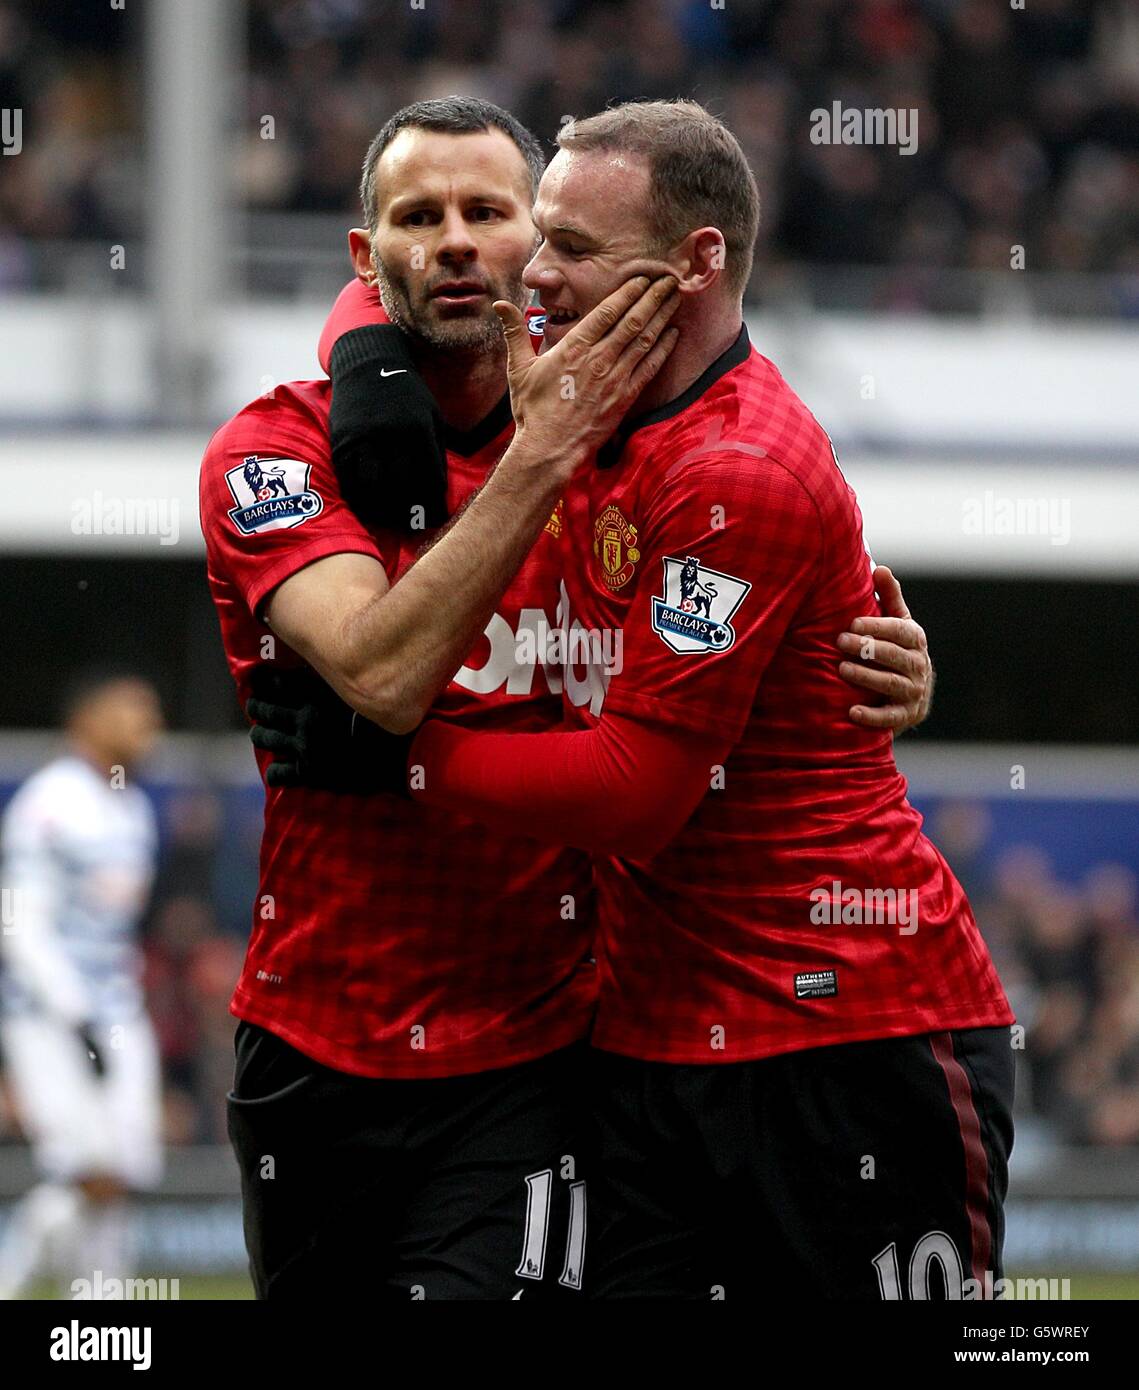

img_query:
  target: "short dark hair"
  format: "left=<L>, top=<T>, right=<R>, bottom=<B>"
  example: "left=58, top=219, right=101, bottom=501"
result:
left=360, top=96, right=546, bottom=233
left=557, top=99, right=760, bottom=298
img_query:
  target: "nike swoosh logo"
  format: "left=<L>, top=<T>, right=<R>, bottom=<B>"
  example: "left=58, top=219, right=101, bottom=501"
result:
left=380, top=368, right=408, bottom=377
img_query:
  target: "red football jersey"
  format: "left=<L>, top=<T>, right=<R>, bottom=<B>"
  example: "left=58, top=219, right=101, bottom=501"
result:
left=556, top=327, right=1013, bottom=1063
left=199, top=379, right=594, bottom=1078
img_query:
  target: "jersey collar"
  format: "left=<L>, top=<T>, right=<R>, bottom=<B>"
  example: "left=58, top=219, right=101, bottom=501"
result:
left=596, top=323, right=751, bottom=470
left=443, top=391, right=514, bottom=456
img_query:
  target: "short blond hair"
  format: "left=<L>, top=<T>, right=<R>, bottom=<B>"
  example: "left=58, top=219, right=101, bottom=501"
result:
left=557, top=100, right=760, bottom=297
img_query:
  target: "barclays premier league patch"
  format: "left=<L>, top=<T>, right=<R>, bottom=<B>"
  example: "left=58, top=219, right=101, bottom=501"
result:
left=225, top=456, right=323, bottom=535
left=651, top=554, right=751, bottom=655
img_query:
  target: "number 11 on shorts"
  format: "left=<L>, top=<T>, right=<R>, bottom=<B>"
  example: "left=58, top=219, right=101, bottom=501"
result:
left=516, top=1169, right=587, bottom=1290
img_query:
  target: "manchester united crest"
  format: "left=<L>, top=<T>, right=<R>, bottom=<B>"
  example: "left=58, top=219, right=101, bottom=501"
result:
left=592, top=504, right=640, bottom=589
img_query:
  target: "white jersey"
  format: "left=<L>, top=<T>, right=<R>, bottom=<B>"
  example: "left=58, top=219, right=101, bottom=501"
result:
left=0, top=755, right=157, bottom=1026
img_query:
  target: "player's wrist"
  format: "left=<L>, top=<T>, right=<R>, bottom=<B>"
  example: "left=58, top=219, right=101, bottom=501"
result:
left=500, top=426, right=590, bottom=487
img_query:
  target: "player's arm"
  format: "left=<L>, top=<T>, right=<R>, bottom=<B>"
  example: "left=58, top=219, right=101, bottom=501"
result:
left=397, top=583, right=932, bottom=852
left=264, top=276, right=680, bottom=733
left=407, top=711, right=728, bottom=859
left=262, top=524, right=540, bottom=738
left=251, top=567, right=935, bottom=792
left=255, top=669, right=721, bottom=855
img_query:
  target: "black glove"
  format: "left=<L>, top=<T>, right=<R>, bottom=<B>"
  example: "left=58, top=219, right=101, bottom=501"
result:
left=245, top=666, right=415, bottom=797
left=76, top=1023, right=106, bottom=1079
left=329, top=324, right=449, bottom=534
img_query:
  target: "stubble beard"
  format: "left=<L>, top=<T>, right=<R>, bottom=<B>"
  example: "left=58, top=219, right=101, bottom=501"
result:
left=375, top=249, right=529, bottom=357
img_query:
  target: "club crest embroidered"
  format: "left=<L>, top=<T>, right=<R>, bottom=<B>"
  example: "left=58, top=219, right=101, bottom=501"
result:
left=592, top=504, right=640, bottom=589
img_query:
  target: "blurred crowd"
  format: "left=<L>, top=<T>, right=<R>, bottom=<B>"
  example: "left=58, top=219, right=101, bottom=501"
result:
left=993, top=857, right=1139, bottom=1147
left=1, top=0, right=1137, bottom=297
left=133, top=788, right=260, bottom=1147
left=935, top=802, right=1139, bottom=1148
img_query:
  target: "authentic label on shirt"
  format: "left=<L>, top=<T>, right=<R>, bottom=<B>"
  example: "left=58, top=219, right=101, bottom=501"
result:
left=795, top=969, right=838, bottom=1000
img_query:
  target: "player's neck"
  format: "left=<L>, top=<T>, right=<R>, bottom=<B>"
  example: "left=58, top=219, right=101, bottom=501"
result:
left=415, top=340, right=508, bottom=433
left=629, top=300, right=744, bottom=418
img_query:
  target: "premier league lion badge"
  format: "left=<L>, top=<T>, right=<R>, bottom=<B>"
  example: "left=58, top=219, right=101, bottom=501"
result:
left=651, top=554, right=751, bottom=654
left=225, top=456, right=324, bottom=535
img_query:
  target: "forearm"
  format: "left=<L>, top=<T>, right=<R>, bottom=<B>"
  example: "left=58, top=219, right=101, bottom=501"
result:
left=410, top=713, right=725, bottom=859
left=333, top=432, right=573, bottom=732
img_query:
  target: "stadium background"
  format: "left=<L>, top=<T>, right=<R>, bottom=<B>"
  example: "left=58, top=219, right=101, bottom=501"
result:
left=0, top=0, right=1136, bottom=1299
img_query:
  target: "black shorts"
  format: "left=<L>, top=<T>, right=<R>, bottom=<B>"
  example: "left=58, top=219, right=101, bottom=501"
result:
left=227, top=1021, right=590, bottom=1301
left=587, top=1025, right=1015, bottom=1300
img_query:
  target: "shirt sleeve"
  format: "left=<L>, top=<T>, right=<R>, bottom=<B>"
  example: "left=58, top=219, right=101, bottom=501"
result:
left=602, top=450, right=822, bottom=744
left=411, top=708, right=730, bottom=860
left=317, top=279, right=389, bottom=376
left=199, top=405, right=388, bottom=619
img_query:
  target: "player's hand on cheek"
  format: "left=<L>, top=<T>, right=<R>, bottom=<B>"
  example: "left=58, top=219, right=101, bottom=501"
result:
left=836, top=566, right=934, bottom=732
left=494, top=274, right=680, bottom=472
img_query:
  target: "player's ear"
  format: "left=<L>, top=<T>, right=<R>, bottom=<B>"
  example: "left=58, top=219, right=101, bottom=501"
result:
left=349, top=229, right=377, bottom=285
left=672, top=227, right=726, bottom=294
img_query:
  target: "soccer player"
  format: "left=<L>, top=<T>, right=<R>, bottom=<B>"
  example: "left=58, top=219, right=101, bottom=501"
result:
left=209, top=97, right=933, bottom=1301
left=200, top=98, right=687, bottom=1301
left=285, top=100, right=1015, bottom=1300
left=0, top=673, right=163, bottom=1299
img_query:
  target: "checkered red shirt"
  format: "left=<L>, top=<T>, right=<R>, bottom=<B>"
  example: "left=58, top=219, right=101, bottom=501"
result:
left=199, top=379, right=594, bottom=1078
left=560, top=327, right=1013, bottom=1063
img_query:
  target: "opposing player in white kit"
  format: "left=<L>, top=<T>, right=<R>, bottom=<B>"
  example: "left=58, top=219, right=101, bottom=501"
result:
left=0, top=673, right=163, bottom=1298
